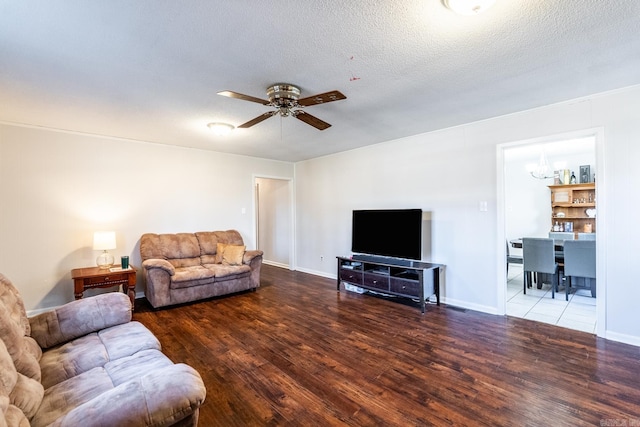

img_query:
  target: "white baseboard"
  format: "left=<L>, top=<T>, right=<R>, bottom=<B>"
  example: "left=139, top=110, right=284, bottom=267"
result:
left=263, top=260, right=293, bottom=270
left=603, top=330, right=640, bottom=347
left=294, top=266, right=335, bottom=280
left=439, top=297, right=500, bottom=315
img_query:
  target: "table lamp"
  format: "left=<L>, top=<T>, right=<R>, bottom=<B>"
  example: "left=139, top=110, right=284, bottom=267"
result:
left=93, top=231, right=116, bottom=269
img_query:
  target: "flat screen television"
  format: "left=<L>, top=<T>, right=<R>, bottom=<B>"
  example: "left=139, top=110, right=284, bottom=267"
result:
left=351, top=209, right=422, bottom=261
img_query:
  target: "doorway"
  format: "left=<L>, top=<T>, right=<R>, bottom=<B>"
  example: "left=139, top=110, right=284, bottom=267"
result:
left=497, top=129, right=606, bottom=336
left=254, top=176, right=294, bottom=269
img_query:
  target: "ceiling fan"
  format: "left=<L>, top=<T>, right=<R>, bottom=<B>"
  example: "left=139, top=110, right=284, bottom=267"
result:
left=218, top=84, right=346, bottom=130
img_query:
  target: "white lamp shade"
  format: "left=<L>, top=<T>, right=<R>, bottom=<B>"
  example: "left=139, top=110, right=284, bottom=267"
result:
left=93, top=231, right=116, bottom=251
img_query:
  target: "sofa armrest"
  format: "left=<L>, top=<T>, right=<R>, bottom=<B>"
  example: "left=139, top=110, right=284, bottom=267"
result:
left=53, top=364, right=206, bottom=427
left=142, top=258, right=175, bottom=276
left=29, top=292, right=132, bottom=349
left=243, top=250, right=263, bottom=265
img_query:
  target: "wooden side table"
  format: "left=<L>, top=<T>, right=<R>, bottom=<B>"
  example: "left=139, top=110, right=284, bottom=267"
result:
left=71, top=266, right=137, bottom=310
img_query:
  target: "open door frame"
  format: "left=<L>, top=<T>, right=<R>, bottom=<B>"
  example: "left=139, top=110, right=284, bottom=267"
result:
left=253, top=175, right=296, bottom=270
left=496, top=127, right=606, bottom=337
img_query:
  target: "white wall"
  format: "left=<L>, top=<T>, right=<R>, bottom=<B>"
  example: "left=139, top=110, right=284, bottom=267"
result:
left=294, top=85, right=640, bottom=346
left=0, top=124, right=293, bottom=311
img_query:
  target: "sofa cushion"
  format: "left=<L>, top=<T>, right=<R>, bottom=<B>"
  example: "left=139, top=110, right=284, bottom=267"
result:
left=30, top=367, right=114, bottom=427
left=39, top=333, right=106, bottom=390
left=39, top=321, right=161, bottom=389
left=47, top=364, right=206, bottom=427
left=172, top=266, right=216, bottom=283
left=141, top=233, right=202, bottom=268
left=9, top=373, right=44, bottom=420
left=204, top=264, right=251, bottom=279
left=98, top=321, right=162, bottom=361
left=29, top=292, right=132, bottom=350
left=5, top=403, right=30, bottom=427
left=195, top=231, right=219, bottom=264
left=1, top=338, right=31, bottom=426
left=0, top=274, right=30, bottom=337
left=163, top=233, right=202, bottom=268
left=0, top=274, right=45, bottom=422
left=0, top=338, right=18, bottom=400
left=104, top=349, right=173, bottom=386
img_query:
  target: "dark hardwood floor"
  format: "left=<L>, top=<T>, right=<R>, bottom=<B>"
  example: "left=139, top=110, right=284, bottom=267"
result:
left=133, top=265, right=640, bottom=426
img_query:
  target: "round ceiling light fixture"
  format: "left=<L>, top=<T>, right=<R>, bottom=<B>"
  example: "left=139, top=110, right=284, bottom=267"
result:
left=207, top=122, right=235, bottom=136
left=443, top=0, right=496, bottom=15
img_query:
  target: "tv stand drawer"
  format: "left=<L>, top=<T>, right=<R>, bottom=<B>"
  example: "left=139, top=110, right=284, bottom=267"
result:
left=340, top=269, right=363, bottom=285
left=363, top=273, right=389, bottom=291
left=390, top=277, right=420, bottom=297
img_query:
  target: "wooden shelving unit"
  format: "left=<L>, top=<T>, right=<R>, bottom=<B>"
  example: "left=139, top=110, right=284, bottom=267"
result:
left=548, top=182, right=596, bottom=236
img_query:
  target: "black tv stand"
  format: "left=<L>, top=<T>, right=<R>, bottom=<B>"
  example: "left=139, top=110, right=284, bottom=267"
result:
left=336, top=256, right=443, bottom=313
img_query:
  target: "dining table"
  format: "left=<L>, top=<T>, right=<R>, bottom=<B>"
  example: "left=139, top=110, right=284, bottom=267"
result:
left=510, top=238, right=564, bottom=251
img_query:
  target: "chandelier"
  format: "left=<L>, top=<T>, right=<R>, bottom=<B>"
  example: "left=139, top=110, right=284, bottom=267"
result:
left=530, top=151, right=554, bottom=179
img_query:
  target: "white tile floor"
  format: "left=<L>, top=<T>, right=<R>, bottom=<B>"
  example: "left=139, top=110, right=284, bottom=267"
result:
left=507, top=264, right=597, bottom=333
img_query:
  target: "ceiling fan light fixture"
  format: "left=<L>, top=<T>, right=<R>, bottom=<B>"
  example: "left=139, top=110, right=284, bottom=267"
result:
left=443, top=0, right=496, bottom=15
left=207, top=122, right=235, bottom=136
left=217, top=84, right=346, bottom=130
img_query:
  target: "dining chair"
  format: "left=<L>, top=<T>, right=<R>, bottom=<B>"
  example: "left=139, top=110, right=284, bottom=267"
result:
left=548, top=232, right=575, bottom=240
left=548, top=231, right=575, bottom=263
left=577, top=233, right=596, bottom=241
left=523, top=238, right=560, bottom=298
left=563, top=240, right=596, bottom=300
left=506, top=240, right=523, bottom=276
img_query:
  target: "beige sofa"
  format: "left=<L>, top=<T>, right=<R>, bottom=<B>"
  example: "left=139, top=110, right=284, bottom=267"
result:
left=0, top=273, right=206, bottom=427
left=140, top=230, right=263, bottom=309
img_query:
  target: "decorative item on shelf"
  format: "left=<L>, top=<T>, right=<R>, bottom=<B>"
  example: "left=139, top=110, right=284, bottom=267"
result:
left=564, top=222, right=573, bottom=232
left=563, top=169, right=571, bottom=185
left=570, top=171, right=577, bottom=184
left=580, top=165, right=591, bottom=183
left=555, top=212, right=566, bottom=218
left=584, top=223, right=593, bottom=233
left=93, top=231, right=116, bottom=269
left=585, top=208, right=597, bottom=218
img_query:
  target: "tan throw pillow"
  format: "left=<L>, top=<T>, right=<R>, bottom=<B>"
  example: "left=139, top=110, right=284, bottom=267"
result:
left=221, top=245, right=245, bottom=266
left=215, top=243, right=227, bottom=264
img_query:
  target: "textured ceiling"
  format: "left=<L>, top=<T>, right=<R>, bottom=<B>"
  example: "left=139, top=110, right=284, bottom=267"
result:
left=1, top=1, right=640, bottom=162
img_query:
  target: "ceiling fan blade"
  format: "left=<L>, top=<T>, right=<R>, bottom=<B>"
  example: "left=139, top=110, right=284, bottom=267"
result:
left=217, top=90, right=271, bottom=105
left=238, top=111, right=278, bottom=128
left=295, top=111, right=331, bottom=130
left=297, top=90, right=346, bottom=107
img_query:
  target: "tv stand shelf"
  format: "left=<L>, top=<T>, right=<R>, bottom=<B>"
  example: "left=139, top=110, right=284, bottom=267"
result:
left=336, top=256, right=443, bottom=313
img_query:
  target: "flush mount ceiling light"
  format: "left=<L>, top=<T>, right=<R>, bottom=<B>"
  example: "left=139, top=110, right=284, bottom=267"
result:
left=443, top=0, right=496, bottom=15
left=207, top=122, right=235, bottom=136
